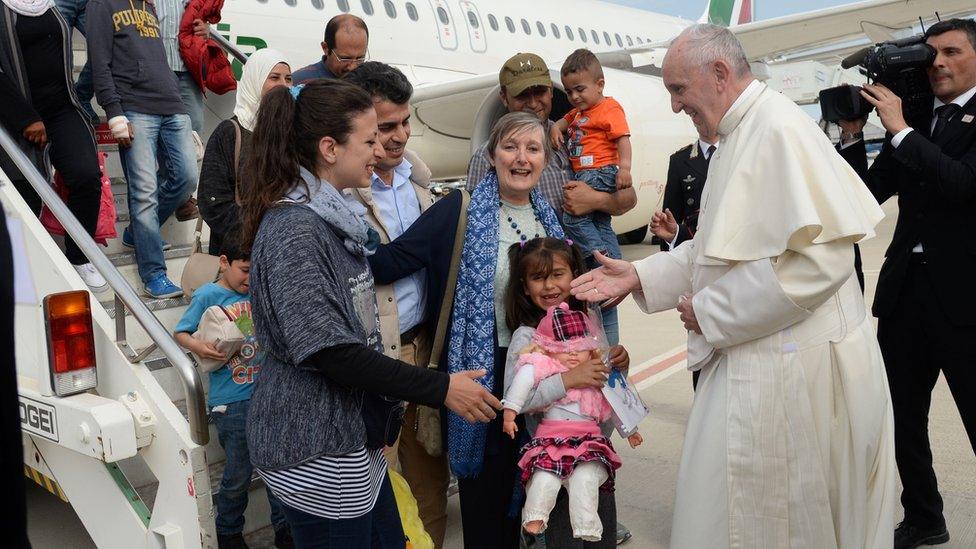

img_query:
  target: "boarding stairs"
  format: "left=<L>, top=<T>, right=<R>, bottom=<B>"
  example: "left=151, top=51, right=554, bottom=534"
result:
left=6, top=31, right=275, bottom=548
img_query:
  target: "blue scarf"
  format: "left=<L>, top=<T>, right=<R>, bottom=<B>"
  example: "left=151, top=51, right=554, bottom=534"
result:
left=446, top=170, right=564, bottom=477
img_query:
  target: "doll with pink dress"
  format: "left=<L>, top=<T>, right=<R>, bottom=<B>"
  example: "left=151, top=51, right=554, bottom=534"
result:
left=502, top=303, right=643, bottom=541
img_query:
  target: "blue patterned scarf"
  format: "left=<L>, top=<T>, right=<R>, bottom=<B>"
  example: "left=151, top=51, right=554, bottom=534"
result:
left=447, top=170, right=564, bottom=477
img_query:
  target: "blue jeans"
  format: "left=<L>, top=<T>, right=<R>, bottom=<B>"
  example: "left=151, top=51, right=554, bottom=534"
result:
left=53, top=0, right=96, bottom=121
left=174, top=71, right=204, bottom=135
left=563, top=166, right=622, bottom=261
left=601, top=306, right=619, bottom=347
left=210, top=400, right=288, bottom=535
left=119, top=112, right=197, bottom=282
left=280, top=475, right=405, bottom=549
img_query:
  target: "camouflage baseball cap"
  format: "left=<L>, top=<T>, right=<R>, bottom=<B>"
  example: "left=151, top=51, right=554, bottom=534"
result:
left=499, top=53, right=552, bottom=97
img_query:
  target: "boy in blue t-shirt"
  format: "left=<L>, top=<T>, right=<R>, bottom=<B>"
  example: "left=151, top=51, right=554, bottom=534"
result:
left=174, top=240, right=290, bottom=548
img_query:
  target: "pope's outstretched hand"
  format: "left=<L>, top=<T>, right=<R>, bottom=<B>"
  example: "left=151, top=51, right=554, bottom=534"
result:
left=570, top=251, right=640, bottom=302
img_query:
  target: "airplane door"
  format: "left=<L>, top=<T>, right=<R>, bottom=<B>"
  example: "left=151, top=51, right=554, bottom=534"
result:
left=459, top=1, right=487, bottom=53
left=428, top=0, right=458, bottom=51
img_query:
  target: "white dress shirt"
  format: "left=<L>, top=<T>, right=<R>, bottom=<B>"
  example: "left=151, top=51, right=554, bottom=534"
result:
left=370, top=158, right=427, bottom=333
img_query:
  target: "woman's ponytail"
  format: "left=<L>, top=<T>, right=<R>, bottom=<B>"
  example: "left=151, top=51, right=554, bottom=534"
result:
left=240, top=85, right=299, bottom=252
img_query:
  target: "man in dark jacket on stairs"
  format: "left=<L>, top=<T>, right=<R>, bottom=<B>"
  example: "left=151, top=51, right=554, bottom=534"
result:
left=87, top=0, right=198, bottom=299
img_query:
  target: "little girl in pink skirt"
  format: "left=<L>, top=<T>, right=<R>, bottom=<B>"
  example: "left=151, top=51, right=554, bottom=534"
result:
left=502, top=302, right=642, bottom=541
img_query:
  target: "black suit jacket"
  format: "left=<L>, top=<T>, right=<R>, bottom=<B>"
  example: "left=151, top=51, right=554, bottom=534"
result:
left=838, top=94, right=976, bottom=326
left=661, top=142, right=708, bottom=250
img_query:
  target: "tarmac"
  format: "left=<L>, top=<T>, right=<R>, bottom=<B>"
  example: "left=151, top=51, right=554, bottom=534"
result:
left=25, top=200, right=976, bottom=548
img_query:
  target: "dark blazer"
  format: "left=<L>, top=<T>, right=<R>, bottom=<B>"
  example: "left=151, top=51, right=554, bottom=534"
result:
left=838, top=94, right=976, bottom=326
left=368, top=189, right=463, bottom=368
left=661, top=142, right=709, bottom=250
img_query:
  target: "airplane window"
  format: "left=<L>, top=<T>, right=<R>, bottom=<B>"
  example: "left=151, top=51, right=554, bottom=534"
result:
left=505, top=16, right=515, bottom=33
left=406, top=2, right=418, bottom=20
left=284, top=0, right=295, bottom=6
left=337, top=0, right=349, bottom=12
left=311, top=0, right=323, bottom=8
left=626, top=35, right=633, bottom=46
left=361, top=0, right=373, bottom=16
left=603, top=31, right=611, bottom=45
left=384, top=0, right=395, bottom=17
left=636, top=37, right=644, bottom=44
left=591, top=30, right=599, bottom=44
left=615, top=33, right=622, bottom=47
left=536, top=21, right=546, bottom=37
left=551, top=23, right=560, bottom=39
left=488, top=14, right=498, bottom=31
left=468, top=11, right=479, bottom=28
left=437, top=6, right=448, bottom=24
left=578, top=27, right=586, bottom=42
left=521, top=18, right=530, bottom=34
left=565, top=25, right=574, bottom=41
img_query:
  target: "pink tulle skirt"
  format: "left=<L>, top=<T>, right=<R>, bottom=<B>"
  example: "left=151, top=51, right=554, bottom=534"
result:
left=518, top=419, right=622, bottom=491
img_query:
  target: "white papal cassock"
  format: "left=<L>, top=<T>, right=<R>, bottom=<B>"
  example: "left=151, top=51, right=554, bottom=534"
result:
left=633, top=81, right=896, bottom=549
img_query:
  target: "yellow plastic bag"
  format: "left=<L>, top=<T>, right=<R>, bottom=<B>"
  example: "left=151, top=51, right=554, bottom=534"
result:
left=389, top=469, right=433, bottom=549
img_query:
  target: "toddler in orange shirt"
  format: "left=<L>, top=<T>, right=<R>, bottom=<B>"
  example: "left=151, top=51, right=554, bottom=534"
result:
left=550, top=49, right=632, bottom=264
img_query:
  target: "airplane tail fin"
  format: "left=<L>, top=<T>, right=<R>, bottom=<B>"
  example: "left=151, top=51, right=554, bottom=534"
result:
left=698, top=0, right=754, bottom=26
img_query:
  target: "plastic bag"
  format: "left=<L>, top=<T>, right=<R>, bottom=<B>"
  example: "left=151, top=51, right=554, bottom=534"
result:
left=389, top=469, right=433, bottom=549
left=588, top=307, right=650, bottom=437
left=39, top=152, right=117, bottom=245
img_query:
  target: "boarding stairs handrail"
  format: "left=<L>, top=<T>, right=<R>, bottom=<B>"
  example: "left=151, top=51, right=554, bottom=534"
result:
left=210, top=28, right=249, bottom=65
left=0, top=125, right=209, bottom=446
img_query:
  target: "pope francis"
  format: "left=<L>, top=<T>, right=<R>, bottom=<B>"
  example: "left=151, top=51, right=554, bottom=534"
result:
left=571, top=25, right=896, bottom=549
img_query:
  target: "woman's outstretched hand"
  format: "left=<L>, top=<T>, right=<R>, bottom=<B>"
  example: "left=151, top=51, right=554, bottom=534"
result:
left=570, top=251, right=640, bottom=303
left=446, top=370, right=502, bottom=423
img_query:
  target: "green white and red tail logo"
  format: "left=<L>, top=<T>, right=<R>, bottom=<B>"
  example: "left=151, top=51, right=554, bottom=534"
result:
left=700, top=0, right=754, bottom=27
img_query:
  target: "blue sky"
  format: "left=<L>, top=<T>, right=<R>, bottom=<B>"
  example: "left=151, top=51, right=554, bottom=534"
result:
left=605, top=0, right=855, bottom=21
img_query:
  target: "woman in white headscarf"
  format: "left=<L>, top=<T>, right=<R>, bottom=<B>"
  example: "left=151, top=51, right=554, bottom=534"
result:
left=199, top=48, right=291, bottom=256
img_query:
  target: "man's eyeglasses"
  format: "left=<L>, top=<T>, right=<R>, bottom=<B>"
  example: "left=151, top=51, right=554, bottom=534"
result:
left=330, top=50, right=369, bottom=64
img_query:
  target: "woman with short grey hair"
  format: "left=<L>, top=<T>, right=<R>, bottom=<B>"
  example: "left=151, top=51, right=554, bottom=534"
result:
left=447, top=111, right=566, bottom=548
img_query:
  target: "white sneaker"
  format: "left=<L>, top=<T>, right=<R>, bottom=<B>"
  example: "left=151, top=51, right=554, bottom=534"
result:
left=74, top=263, right=108, bottom=293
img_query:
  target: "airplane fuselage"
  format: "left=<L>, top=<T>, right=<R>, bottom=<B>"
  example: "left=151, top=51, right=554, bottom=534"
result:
left=212, top=0, right=703, bottom=233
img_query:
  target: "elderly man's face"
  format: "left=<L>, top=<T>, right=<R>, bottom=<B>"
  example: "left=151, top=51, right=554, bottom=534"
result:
left=322, top=27, right=368, bottom=77
left=663, top=48, right=725, bottom=136
left=500, top=85, right=553, bottom=122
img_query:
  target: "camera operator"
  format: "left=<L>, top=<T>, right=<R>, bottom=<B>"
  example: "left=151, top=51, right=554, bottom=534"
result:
left=837, top=18, right=976, bottom=549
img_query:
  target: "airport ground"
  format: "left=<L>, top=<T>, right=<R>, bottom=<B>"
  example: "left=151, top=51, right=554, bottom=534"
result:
left=25, top=200, right=976, bottom=548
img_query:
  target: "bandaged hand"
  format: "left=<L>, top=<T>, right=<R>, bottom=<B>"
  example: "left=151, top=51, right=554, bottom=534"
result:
left=108, top=116, right=133, bottom=148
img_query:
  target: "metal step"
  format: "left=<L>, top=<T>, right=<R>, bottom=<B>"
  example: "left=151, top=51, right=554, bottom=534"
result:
left=101, top=294, right=192, bottom=319
left=130, top=397, right=268, bottom=533
left=131, top=458, right=265, bottom=518
left=107, top=243, right=195, bottom=267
